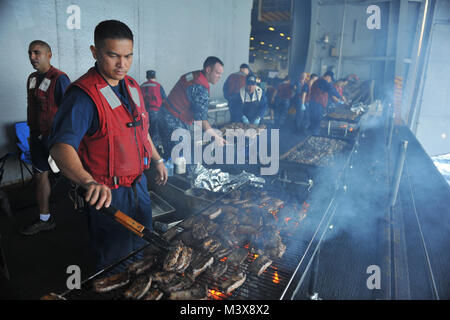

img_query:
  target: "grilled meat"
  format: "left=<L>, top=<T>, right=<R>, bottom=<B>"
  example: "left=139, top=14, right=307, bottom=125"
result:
left=175, top=246, right=193, bottom=273
left=226, top=248, right=248, bottom=266
left=169, top=283, right=208, bottom=300
left=123, top=274, right=152, bottom=300
left=201, top=237, right=221, bottom=253
left=249, top=255, right=273, bottom=276
left=223, top=211, right=240, bottom=225
left=284, top=136, right=349, bottom=166
left=205, top=220, right=219, bottom=234
left=185, top=253, right=214, bottom=280
left=163, top=240, right=194, bottom=273
left=213, top=246, right=234, bottom=260
left=163, top=240, right=184, bottom=271
left=192, top=222, right=209, bottom=240
left=222, top=223, right=237, bottom=234
left=234, top=232, right=252, bottom=247
left=159, top=275, right=195, bottom=294
left=151, top=271, right=177, bottom=284
left=143, top=288, right=164, bottom=300
left=265, top=242, right=286, bottom=260
left=40, top=293, right=66, bottom=300
left=217, top=228, right=239, bottom=247
left=92, top=272, right=130, bottom=293
left=252, top=231, right=286, bottom=260
left=241, top=202, right=259, bottom=209
left=207, top=260, right=228, bottom=278
left=127, top=255, right=157, bottom=275
left=202, top=206, right=222, bottom=220
left=220, top=270, right=246, bottom=294
left=238, top=213, right=263, bottom=228
left=222, top=205, right=239, bottom=215
left=264, top=198, right=284, bottom=213
left=236, top=224, right=259, bottom=234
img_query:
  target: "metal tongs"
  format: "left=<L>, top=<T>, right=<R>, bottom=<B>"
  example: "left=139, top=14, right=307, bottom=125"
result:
left=78, top=188, right=173, bottom=251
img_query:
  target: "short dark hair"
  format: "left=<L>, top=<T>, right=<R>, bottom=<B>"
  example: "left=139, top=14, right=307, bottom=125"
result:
left=29, top=40, right=52, bottom=53
left=203, top=56, right=224, bottom=70
left=94, top=20, right=133, bottom=48
left=146, top=70, right=156, bottom=79
left=310, top=73, right=319, bottom=79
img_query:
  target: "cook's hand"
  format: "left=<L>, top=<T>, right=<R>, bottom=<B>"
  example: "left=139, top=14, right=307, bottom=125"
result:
left=83, top=181, right=112, bottom=210
left=155, top=162, right=168, bottom=185
left=213, top=134, right=228, bottom=146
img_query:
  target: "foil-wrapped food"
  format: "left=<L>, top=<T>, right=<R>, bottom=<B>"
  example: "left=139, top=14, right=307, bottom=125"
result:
left=187, top=164, right=265, bottom=192
left=219, top=122, right=267, bottom=140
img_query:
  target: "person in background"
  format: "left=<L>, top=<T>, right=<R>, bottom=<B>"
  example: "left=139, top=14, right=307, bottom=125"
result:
left=237, top=74, right=268, bottom=125
left=303, top=73, right=319, bottom=131
left=48, top=20, right=167, bottom=272
left=265, top=78, right=277, bottom=124
left=331, top=79, right=348, bottom=107
left=140, top=70, right=167, bottom=150
left=274, top=75, right=295, bottom=128
left=159, top=56, right=226, bottom=159
left=308, top=71, right=344, bottom=135
left=294, top=72, right=309, bottom=132
left=223, top=63, right=250, bottom=123
left=21, top=40, right=71, bottom=236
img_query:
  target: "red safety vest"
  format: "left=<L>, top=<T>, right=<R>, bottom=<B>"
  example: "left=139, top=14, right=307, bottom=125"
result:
left=277, top=81, right=293, bottom=99
left=334, top=84, right=344, bottom=97
left=306, top=83, right=313, bottom=102
left=310, top=78, right=329, bottom=108
left=224, top=72, right=246, bottom=99
left=140, top=79, right=163, bottom=111
left=71, top=67, right=152, bottom=188
left=164, top=70, right=210, bottom=125
left=27, top=66, right=68, bottom=136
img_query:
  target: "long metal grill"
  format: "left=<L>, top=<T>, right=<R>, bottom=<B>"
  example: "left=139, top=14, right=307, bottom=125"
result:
left=60, top=125, right=362, bottom=300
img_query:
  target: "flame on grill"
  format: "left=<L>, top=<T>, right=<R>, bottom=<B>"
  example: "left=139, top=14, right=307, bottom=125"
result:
left=273, top=271, right=280, bottom=284
left=220, top=256, right=228, bottom=262
left=302, top=201, right=310, bottom=212
left=269, top=209, right=280, bottom=220
left=208, top=289, right=228, bottom=300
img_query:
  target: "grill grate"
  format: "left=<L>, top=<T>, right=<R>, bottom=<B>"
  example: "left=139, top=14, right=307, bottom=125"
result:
left=62, top=180, right=334, bottom=300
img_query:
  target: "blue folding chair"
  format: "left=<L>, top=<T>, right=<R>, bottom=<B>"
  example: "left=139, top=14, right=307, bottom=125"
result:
left=14, top=122, right=33, bottom=186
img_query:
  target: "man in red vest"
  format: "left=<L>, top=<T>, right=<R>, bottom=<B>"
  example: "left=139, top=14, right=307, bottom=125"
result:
left=140, top=70, right=167, bottom=149
left=159, top=56, right=226, bottom=159
left=49, top=20, right=167, bottom=272
left=274, top=75, right=295, bottom=128
left=309, top=71, right=344, bottom=135
left=223, top=63, right=250, bottom=122
left=21, top=40, right=70, bottom=236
